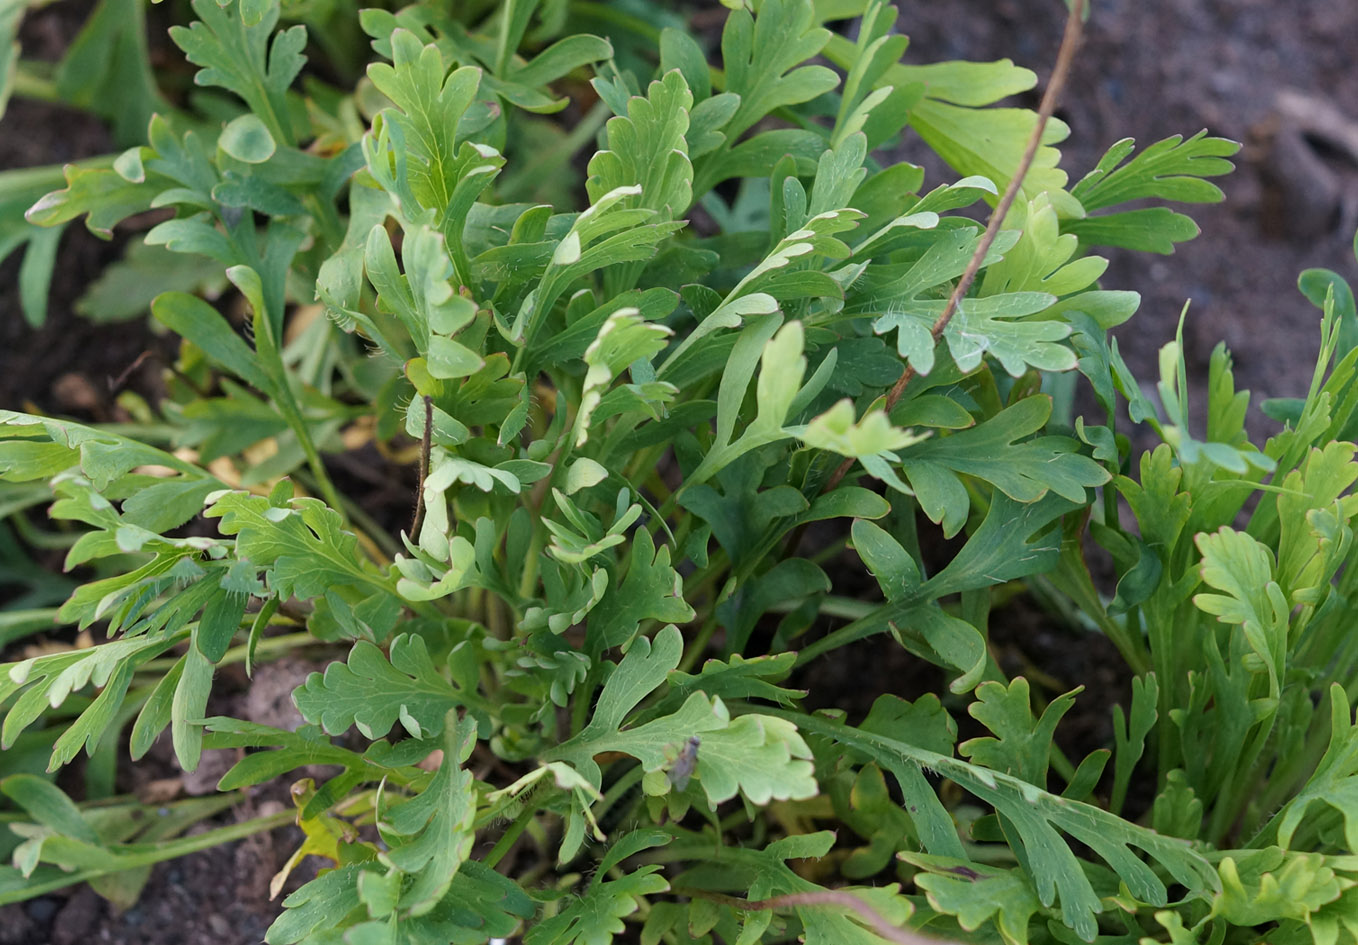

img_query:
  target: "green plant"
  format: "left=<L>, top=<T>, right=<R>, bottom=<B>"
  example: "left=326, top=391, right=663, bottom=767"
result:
left=1047, top=235, right=1358, bottom=944
left=6, top=0, right=1357, bottom=942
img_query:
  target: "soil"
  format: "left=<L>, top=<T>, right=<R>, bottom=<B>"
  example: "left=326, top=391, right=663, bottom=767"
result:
left=898, top=0, right=1358, bottom=433
left=2, top=0, right=1357, bottom=942
left=0, top=658, right=327, bottom=945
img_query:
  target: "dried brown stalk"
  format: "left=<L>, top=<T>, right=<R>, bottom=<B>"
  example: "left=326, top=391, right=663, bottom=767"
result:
left=409, top=394, right=433, bottom=537
left=817, top=0, right=1088, bottom=501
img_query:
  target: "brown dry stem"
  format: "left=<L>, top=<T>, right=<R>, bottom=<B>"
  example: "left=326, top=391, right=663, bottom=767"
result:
left=409, top=394, right=433, bottom=537
left=816, top=0, right=1088, bottom=501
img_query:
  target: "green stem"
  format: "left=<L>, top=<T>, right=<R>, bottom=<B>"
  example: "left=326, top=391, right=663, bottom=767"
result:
left=140, top=631, right=314, bottom=674
left=0, top=608, right=63, bottom=649
left=592, top=765, right=644, bottom=825
left=770, top=595, right=874, bottom=621
left=291, top=424, right=346, bottom=518
left=570, top=0, right=664, bottom=44
left=569, top=668, right=600, bottom=739
left=483, top=803, right=537, bottom=869
left=1205, top=716, right=1276, bottom=846
left=678, top=548, right=731, bottom=611
left=677, top=612, right=719, bottom=673
left=793, top=606, right=890, bottom=667
left=11, top=63, right=60, bottom=104
left=336, top=481, right=405, bottom=562
left=500, top=101, right=610, bottom=202
left=1146, top=597, right=1182, bottom=794
left=303, top=192, right=347, bottom=256
left=517, top=528, right=546, bottom=600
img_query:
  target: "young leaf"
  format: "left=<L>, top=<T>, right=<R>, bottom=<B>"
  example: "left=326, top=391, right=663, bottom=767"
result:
left=899, top=396, right=1108, bottom=537
left=170, top=0, right=305, bottom=145
left=686, top=318, right=810, bottom=485
left=800, top=399, right=923, bottom=461
left=906, top=854, right=1044, bottom=945
left=1072, top=132, right=1239, bottom=211
left=584, top=527, right=695, bottom=656
left=980, top=192, right=1107, bottom=297
left=960, top=677, right=1079, bottom=786
left=716, top=0, right=837, bottom=143
left=1272, top=685, right=1358, bottom=853
left=1111, top=674, right=1159, bottom=817
left=366, top=31, right=506, bottom=280
left=1193, top=527, right=1289, bottom=701
left=575, top=307, right=674, bottom=448
left=587, top=68, right=693, bottom=222
left=525, top=830, right=671, bottom=945
left=205, top=488, right=394, bottom=602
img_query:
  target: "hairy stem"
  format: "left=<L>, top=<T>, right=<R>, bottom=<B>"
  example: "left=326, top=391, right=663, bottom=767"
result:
left=410, top=394, right=433, bottom=538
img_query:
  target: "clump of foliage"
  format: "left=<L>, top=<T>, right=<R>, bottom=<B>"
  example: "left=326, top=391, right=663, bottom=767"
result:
left=2, top=0, right=1357, bottom=943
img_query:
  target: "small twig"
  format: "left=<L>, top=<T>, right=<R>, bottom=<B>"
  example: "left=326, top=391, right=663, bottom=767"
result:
left=681, top=887, right=954, bottom=945
left=112, top=346, right=213, bottom=400
left=108, top=349, right=155, bottom=392
left=816, top=0, right=1088, bottom=502
left=409, top=395, right=433, bottom=537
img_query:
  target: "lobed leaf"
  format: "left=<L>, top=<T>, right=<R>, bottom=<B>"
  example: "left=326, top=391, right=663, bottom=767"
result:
left=294, top=635, right=487, bottom=740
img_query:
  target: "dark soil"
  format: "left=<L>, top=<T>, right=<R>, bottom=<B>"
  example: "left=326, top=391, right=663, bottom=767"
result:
left=0, top=1, right=162, bottom=418
left=2, top=0, right=1357, bottom=942
left=0, top=658, right=324, bottom=945
left=899, top=0, right=1358, bottom=432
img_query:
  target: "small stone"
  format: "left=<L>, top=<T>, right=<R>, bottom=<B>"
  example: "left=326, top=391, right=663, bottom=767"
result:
left=25, top=898, right=58, bottom=923
left=244, top=659, right=312, bottom=732
left=180, top=748, right=236, bottom=796
left=0, top=906, right=35, bottom=945
left=50, top=886, right=101, bottom=945
left=52, top=373, right=101, bottom=412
